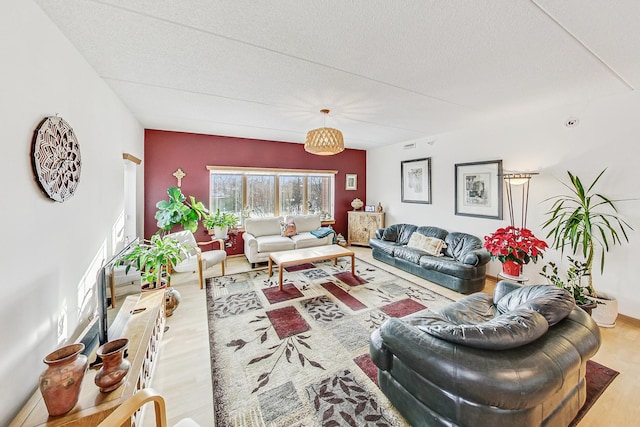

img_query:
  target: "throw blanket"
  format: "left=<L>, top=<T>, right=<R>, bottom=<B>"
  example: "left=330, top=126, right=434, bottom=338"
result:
left=310, top=227, right=336, bottom=243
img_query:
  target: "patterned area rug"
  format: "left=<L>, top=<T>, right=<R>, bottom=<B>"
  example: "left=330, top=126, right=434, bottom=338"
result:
left=570, top=360, right=619, bottom=427
left=206, top=258, right=619, bottom=427
left=206, top=258, right=453, bottom=426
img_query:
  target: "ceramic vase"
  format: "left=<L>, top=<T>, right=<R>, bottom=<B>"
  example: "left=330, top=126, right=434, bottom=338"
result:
left=95, top=338, right=130, bottom=392
left=502, top=260, right=522, bottom=277
left=39, top=343, right=88, bottom=416
left=165, top=287, right=182, bottom=317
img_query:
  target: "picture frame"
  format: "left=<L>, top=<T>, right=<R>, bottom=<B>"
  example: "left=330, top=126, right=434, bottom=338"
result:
left=345, top=174, right=357, bottom=190
left=364, top=205, right=375, bottom=212
left=401, top=158, right=432, bottom=204
left=454, top=160, right=503, bottom=219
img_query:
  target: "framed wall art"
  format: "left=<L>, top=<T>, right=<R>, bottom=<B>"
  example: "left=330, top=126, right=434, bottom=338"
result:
left=401, top=158, right=432, bottom=204
left=454, top=159, right=503, bottom=219
left=345, top=174, right=357, bottom=190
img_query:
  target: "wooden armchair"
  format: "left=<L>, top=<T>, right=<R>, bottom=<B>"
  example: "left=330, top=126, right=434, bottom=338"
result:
left=165, top=230, right=226, bottom=289
left=97, top=388, right=200, bottom=427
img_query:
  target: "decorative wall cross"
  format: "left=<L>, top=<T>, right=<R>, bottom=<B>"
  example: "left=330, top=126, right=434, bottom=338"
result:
left=172, top=168, right=186, bottom=187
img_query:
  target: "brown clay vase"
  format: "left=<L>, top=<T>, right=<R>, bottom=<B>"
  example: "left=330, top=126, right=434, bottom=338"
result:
left=39, top=343, right=88, bottom=416
left=95, top=338, right=130, bottom=392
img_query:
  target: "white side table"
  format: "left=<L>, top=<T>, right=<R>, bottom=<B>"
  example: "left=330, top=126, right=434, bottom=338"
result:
left=497, top=272, right=529, bottom=285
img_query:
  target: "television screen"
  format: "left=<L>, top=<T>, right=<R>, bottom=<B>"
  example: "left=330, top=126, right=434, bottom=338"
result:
left=96, top=238, right=139, bottom=347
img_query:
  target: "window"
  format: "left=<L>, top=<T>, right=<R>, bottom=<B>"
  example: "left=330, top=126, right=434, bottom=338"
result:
left=208, top=167, right=336, bottom=223
left=247, top=175, right=275, bottom=217
left=210, top=174, right=242, bottom=220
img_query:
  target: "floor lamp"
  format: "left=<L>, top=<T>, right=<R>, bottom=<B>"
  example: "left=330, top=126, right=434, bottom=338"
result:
left=503, top=172, right=538, bottom=229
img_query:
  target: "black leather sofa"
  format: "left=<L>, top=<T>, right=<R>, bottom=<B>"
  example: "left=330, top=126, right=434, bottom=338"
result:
left=370, top=281, right=601, bottom=427
left=369, top=224, right=490, bottom=293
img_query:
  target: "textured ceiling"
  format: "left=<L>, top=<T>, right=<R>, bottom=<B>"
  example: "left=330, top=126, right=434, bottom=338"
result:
left=34, top=0, right=640, bottom=150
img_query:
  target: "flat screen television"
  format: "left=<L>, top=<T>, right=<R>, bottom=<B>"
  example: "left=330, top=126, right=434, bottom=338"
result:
left=94, top=238, right=139, bottom=348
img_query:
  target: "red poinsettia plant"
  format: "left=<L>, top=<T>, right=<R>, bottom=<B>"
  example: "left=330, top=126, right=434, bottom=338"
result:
left=483, top=226, right=548, bottom=265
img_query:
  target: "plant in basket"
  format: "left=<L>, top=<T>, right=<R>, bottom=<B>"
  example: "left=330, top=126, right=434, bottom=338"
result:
left=484, top=226, right=548, bottom=276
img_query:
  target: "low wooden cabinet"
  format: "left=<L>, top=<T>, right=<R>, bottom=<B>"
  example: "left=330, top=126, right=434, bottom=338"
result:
left=10, top=290, right=165, bottom=427
left=348, top=211, right=384, bottom=247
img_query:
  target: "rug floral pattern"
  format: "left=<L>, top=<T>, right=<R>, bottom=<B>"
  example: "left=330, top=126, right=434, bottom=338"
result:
left=206, top=258, right=453, bottom=427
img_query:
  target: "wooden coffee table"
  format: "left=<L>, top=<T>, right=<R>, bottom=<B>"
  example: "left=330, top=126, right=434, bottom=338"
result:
left=268, top=245, right=355, bottom=290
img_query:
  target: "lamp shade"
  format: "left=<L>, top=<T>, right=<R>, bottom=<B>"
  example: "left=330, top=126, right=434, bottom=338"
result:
left=304, top=127, right=345, bottom=155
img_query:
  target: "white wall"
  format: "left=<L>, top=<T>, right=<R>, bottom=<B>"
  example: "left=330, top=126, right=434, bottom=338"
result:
left=0, top=1, right=143, bottom=423
left=368, top=90, right=640, bottom=320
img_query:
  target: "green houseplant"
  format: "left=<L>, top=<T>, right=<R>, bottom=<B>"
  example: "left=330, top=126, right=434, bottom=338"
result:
left=118, top=234, right=184, bottom=289
left=155, top=187, right=208, bottom=234
left=540, top=257, right=597, bottom=313
left=203, top=209, right=239, bottom=238
left=542, top=169, right=634, bottom=325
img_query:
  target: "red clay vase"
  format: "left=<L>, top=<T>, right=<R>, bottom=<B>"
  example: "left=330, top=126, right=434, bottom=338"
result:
left=95, top=338, right=130, bottom=392
left=39, top=343, right=88, bottom=416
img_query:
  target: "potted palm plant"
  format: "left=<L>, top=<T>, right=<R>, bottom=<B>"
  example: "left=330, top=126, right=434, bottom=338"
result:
left=542, top=169, right=634, bottom=327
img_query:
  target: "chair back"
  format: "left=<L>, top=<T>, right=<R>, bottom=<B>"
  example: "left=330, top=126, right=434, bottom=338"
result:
left=166, top=230, right=198, bottom=256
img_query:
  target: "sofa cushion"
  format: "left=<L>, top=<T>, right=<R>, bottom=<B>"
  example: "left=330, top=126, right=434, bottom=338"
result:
left=281, top=218, right=297, bottom=237
left=290, top=232, right=329, bottom=249
left=407, top=233, right=446, bottom=256
left=245, top=217, right=284, bottom=238
left=415, top=226, right=448, bottom=240
left=382, top=224, right=417, bottom=244
left=369, top=238, right=399, bottom=255
left=288, top=215, right=321, bottom=233
left=419, top=256, right=478, bottom=279
left=496, top=284, right=574, bottom=326
left=444, top=232, right=483, bottom=260
left=256, top=235, right=295, bottom=252
left=394, top=246, right=426, bottom=264
left=416, top=308, right=549, bottom=350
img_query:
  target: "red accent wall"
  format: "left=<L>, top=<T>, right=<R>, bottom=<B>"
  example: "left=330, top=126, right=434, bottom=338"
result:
left=144, top=130, right=367, bottom=244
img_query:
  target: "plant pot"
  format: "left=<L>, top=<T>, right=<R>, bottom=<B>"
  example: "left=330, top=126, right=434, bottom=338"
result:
left=95, top=338, right=130, bottom=392
left=213, top=225, right=228, bottom=239
left=590, top=292, right=618, bottom=328
left=577, top=302, right=597, bottom=316
left=501, top=260, right=522, bottom=277
left=39, top=343, right=88, bottom=416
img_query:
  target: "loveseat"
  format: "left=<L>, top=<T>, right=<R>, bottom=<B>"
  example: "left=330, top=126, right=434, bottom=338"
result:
left=369, top=224, right=490, bottom=293
left=243, top=215, right=334, bottom=268
left=370, top=281, right=601, bottom=427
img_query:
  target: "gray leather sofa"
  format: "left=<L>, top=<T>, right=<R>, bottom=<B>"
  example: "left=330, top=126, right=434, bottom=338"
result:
left=369, top=224, right=490, bottom=293
left=370, top=281, right=601, bottom=427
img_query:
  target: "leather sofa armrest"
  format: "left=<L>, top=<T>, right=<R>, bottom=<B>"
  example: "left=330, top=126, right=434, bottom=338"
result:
left=460, top=248, right=491, bottom=266
left=369, top=329, right=392, bottom=371
left=375, top=228, right=386, bottom=239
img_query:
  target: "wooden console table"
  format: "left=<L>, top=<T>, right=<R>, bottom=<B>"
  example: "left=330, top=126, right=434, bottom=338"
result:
left=10, top=290, right=166, bottom=427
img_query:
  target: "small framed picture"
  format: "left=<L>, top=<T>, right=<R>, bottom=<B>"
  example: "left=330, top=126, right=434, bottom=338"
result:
left=345, top=174, right=357, bottom=190
left=454, top=159, right=503, bottom=219
left=364, top=205, right=375, bottom=212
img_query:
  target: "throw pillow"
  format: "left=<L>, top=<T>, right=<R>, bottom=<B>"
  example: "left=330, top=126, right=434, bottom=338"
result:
left=281, top=219, right=297, bottom=237
left=407, top=233, right=447, bottom=256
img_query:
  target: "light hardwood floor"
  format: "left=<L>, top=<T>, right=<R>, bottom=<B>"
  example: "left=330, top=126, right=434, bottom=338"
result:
left=141, top=247, right=640, bottom=427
